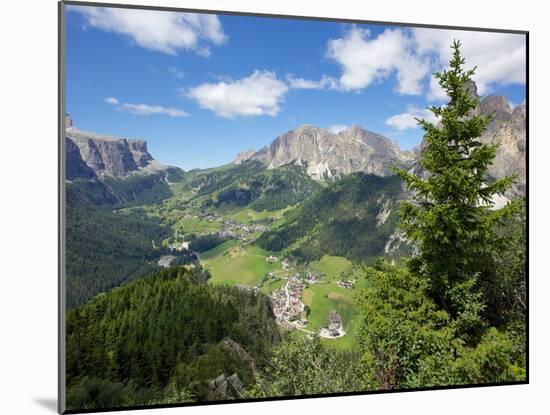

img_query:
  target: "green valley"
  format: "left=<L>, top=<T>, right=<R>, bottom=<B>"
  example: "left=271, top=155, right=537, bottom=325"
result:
left=62, top=27, right=527, bottom=413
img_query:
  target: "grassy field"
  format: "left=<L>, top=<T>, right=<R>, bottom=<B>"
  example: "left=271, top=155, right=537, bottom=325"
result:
left=173, top=216, right=223, bottom=235
left=302, top=281, right=362, bottom=351
left=310, top=255, right=353, bottom=280
left=199, top=239, right=239, bottom=260
left=260, top=277, right=286, bottom=295
left=202, top=242, right=281, bottom=287
left=224, top=207, right=289, bottom=224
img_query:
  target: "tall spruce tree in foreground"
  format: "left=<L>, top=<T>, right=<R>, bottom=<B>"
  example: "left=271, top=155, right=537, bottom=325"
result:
left=393, top=40, right=517, bottom=318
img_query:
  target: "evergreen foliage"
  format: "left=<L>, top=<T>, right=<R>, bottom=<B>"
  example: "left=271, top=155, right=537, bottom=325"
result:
left=66, top=267, right=280, bottom=410
left=392, top=40, right=518, bottom=313
left=357, top=41, right=526, bottom=391
left=253, top=335, right=369, bottom=397
left=203, top=163, right=323, bottom=211
left=66, top=206, right=171, bottom=308
left=188, top=233, right=228, bottom=252
left=358, top=261, right=523, bottom=389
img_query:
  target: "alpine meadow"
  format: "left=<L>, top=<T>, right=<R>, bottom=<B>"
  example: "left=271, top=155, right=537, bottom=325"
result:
left=63, top=5, right=527, bottom=412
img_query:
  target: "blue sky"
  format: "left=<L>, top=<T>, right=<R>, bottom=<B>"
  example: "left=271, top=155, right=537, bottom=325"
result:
left=65, top=5, right=526, bottom=170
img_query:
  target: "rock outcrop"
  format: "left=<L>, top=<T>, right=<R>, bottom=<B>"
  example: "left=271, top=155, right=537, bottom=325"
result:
left=412, top=85, right=526, bottom=196
left=233, top=149, right=257, bottom=165
left=220, top=338, right=257, bottom=377
left=65, top=137, right=97, bottom=181
left=209, top=373, right=244, bottom=400
left=479, top=100, right=526, bottom=196
left=65, top=114, right=170, bottom=179
left=65, top=114, right=185, bottom=206
left=65, top=113, right=74, bottom=130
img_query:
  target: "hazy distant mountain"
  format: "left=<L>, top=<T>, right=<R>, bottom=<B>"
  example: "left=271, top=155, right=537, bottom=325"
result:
left=234, top=124, right=415, bottom=180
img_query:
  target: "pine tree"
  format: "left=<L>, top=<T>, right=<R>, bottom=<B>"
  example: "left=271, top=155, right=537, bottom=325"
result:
left=393, top=40, right=517, bottom=316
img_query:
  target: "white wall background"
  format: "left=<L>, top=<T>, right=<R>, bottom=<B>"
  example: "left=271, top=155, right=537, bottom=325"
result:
left=0, top=0, right=546, bottom=414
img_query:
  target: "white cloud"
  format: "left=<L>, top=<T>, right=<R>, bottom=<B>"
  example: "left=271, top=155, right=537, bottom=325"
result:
left=328, top=124, right=349, bottom=134
left=196, top=46, right=212, bottom=58
left=72, top=6, right=227, bottom=55
left=426, top=76, right=448, bottom=102
left=385, top=106, right=439, bottom=130
left=105, top=96, right=189, bottom=117
left=168, top=66, right=185, bottom=79
left=186, top=70, right=288, bottom=118
left=326, top=27, right=429, bottom=94
left=412, top=28, right=526, bottom=99
left=120, top=103, right=189, bottom=117
left=105, top=96, right=119, bottom=105
left=286, top=74, right=338, bottom=90
left=317, top=26, right=525, bottom=100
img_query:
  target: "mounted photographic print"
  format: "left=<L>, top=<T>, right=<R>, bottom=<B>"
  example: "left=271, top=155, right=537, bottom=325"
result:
left=59, top=1, right=528, bottom=413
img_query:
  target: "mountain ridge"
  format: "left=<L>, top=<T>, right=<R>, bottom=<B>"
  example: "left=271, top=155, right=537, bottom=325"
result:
left=65, top=114, right=171, bottom=179
left=65, top=114, right=185, bottom=206
left=233, top=124, right=415, bottom=180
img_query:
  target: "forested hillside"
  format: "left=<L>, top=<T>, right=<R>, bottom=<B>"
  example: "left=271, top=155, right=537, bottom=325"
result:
left=66, top=205, right=171, bottom=308
left=187, top=161, right=322, bottom=211
left=256, top=173, right=403, bottom=262
left=66, top=267, right=280, bottom=410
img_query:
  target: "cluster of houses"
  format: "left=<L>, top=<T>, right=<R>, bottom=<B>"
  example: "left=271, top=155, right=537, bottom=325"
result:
left=336, top=279, right=356, bottom=289
left=270, top=275, right=307, bottom=330
left=319, top=311, right=344, bottom=338
left=204, top=214, right=268, bottom=232
left=305, top=271, right=322, bottom=284
left=265, top=255, right=292, bottom=271
left=218, top=229, right=240, bottom=239
left=168, top=240, right=190, bottom=252
left=281, top=258, right=291, bottom=270
left=217, top=220, right=268, bottom=242
left=179, top=213, right=269, bottom=242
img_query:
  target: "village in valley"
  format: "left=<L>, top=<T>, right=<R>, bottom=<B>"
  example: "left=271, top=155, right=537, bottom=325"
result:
left=263, top=254, right=353, bottom=339
left=148, top=205, right=360, bottom=344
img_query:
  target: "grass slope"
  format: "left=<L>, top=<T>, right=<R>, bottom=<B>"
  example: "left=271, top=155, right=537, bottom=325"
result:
left=202, top=243, right=281, bottom=287
left=311, top=255, right=354, bottom=280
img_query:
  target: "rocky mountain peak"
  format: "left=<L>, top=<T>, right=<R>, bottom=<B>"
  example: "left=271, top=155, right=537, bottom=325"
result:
left=465, top=80, right=479, bottom=99
left=339, top=124, right=364, bottom=135
left=235, top=124, right=414, bottom=180
left=480, top=95, right=512, bottom=122
left=295, top=124, right=321, bottom=132
left=233, top=149, right=257, bottom=165
left=414, top=81, right=526, bottom=197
